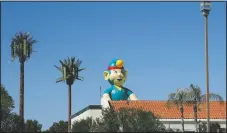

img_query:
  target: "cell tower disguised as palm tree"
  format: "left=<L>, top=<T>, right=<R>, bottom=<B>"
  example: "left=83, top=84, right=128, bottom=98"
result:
left=10, top=32, right=38, bottom=122
left=54, top=57, right=85, bottom=132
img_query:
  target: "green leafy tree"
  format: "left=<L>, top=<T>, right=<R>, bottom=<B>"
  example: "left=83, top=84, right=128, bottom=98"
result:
left=90, top=117, right=105, bottom=132
left=1, top=84, right=24, bottom=132
left=186, top=84, right=224, bottom=132
left=25, top=119, right=42, bottom=132
left=1, top=84, right=43, bottom=132
left=71, top=117, right=94, bottom=132
left=118, top=108, right=166, bottom=132
left=10, top=32, right=38, bottom=123
left=93, top=108, right=166, bottom=132
left=55, top=57, right=85, bottom=132
left=48, top=120, right=68, bottom=132
left=93, top=108, right=120, bottom=132
left=1, top=84, right=15, bottom=119
left=1, top=112, right=24, bottom=132
left=166, top=88, right=188, bottom=132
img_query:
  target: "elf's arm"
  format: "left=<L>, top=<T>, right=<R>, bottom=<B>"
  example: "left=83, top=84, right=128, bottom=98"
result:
left=101, top=88, right=112, bottom=108
left=129, top=93, right=138, bottom=100
left=127, top=89, right=138, bottom=100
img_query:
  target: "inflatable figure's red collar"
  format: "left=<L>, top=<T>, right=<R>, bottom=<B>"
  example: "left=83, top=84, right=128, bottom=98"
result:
left=108, top=66, right=124, bottom=70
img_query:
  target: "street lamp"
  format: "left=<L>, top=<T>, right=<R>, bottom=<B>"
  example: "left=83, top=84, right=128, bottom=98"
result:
left=200, top=1, right=212, bottom=132
left=200, top=1, right=212, bottom=16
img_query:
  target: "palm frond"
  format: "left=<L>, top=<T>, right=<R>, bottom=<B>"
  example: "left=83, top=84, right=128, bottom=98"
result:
left=67, top=57, right=71, bottom=66
left=64, top=59, right=68, bottom=66
left=187, top=84, right=202, bottom=104
left=209, top=93, right=224, bottom=103
left=200, top=94, right=206, bottom=102
left=167, top=93, right=176, bottom=101
left=186, top=85, right=224, bottom=113
left=167, top=88, right=189, bottom=109
left=166, top=93, right=178, bottom=108
left=78, top=68, right=86, bottom=72
left=176, top=88, right=188, bottom=104
left=59, top=60, right=66, bottom=67
left=71, top=57, right=75, bottom=64
left=54, top=65, right=63, bottom=72
left=56, top=77, right=64, bottom=83
left=76, top=59, right=82, bottom=68
left=76, top=76, right=84, bottom=81
left=198, top=92, right=223, bottom=104
left=27, top=36, right=38, bottom=45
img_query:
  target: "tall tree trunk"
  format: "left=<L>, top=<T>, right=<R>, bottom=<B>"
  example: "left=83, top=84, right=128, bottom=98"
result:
left=180, top=104, right=185, bottom=132
left=193, top=104, right=198, bottom=132
left=68, top=85, right=72, bottom=132
left=20, top=61, right=25, bottom=131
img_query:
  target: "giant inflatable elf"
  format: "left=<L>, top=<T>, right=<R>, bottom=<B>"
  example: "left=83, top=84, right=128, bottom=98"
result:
left=101, top=59, right=138, bottom=108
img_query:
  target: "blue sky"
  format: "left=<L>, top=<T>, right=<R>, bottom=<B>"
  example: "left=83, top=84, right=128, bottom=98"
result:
left=2, top=2, right=226, bottom=130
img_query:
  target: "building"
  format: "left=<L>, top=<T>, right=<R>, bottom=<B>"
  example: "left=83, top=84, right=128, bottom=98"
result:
left=71, top=101, right=226, bottom=132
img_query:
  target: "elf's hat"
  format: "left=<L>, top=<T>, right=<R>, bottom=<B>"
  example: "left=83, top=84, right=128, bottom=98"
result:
left=107, top=59, right=124, bottom=70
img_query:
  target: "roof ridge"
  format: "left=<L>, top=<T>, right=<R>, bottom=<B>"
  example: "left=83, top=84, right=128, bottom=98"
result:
left=110, top=100, right=167, bottom=102
left=110, top=100, right=226, bottom=102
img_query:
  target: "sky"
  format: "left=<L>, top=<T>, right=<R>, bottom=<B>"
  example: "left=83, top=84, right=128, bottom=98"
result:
left=1, top=2, right=226, bottom=130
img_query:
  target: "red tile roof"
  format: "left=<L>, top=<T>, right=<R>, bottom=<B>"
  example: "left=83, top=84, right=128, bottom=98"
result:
left=109, top=100, right=226, bottom=119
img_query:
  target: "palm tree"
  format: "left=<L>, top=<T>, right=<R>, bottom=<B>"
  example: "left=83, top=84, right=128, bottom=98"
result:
left=10, top=32, right=38, bottom=123
left=54, top=57, right=85, bottom=132
left=186, top=84, right=224, bottom=132
left=166, top=88, right=188, bottom=132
